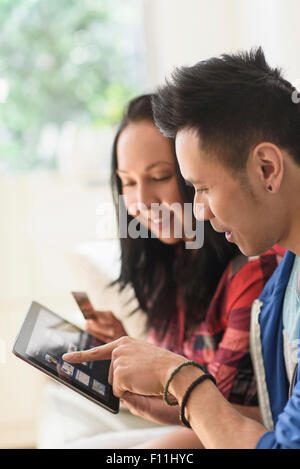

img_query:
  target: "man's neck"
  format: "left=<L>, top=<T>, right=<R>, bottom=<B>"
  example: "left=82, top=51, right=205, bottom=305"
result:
left=280, top=159, right=300, bottom=257
left=285, top=228, right=300, bottom=257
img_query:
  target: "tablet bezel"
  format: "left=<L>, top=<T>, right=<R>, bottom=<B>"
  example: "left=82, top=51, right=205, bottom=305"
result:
left=13, top=301, right=119, bottom=414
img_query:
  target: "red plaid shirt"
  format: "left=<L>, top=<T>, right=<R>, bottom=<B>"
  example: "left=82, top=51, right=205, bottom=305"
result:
left=148, top=245, right=285, bottom=405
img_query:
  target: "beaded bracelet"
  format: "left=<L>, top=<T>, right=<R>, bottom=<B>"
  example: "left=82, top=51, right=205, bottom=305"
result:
left=180, top=373, right=217, bottom=428
left=163, top=360, right=207, bottom=406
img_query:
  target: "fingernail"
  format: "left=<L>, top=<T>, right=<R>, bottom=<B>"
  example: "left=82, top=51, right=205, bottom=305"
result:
left=62, top=353, right=72, bottom=361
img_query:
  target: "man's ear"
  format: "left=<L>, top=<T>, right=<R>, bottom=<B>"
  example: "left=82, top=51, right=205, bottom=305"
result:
left=250, top=142, right=284, bottom=193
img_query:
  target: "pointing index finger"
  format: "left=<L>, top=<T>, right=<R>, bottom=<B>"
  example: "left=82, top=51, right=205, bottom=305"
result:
left=63, top=340, right=118, bottom=363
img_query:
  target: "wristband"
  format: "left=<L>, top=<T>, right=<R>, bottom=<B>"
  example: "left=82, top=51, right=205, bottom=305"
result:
left=180, top=373, right=217, bottom=428
left=163, top=360, right=207, bottom=406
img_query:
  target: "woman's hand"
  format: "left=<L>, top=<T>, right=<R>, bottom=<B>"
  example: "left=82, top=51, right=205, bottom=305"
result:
left=85, top=310, right=127, bottom=343
left=63, top=336, right=188, bottom=399
left=121, top=393, right=181, bottom=426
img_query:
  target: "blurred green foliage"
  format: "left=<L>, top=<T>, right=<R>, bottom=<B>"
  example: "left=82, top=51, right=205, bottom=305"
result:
left=0, top=0, right=142, bottom=170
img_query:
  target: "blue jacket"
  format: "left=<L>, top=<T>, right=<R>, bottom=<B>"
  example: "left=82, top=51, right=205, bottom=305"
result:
left=251, top=251, right=300, bottom=448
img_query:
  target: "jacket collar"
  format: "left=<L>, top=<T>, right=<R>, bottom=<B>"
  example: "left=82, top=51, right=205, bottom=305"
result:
left=259, top=250, right=296, bottom=423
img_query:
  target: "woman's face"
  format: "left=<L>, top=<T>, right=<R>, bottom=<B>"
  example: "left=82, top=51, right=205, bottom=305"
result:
left=116, top=120, right=187, bottom=244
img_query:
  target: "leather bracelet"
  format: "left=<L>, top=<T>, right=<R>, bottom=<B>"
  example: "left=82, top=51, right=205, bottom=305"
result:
left=180, top=373, right=217, bottom=428
left=163, top=361, right=207, bottom=406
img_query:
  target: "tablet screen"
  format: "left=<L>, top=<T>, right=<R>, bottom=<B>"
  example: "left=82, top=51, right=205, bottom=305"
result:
left=13, top=302, right=119, bottom=413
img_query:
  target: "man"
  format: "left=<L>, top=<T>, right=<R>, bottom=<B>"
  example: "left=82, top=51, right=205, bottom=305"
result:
left=64, top=48, right=300, bottom=448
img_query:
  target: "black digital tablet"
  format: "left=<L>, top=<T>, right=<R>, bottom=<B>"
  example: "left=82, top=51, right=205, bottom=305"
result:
left=12, top=301, right=119, bottom=414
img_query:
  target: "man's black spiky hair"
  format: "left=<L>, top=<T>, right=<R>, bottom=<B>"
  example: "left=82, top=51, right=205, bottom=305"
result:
left=152, top=47, right=300, bottom=171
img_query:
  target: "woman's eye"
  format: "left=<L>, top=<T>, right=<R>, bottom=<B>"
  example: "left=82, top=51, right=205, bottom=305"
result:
left=196, top=188, right=208, bottom=194
left=152, top=175, right=171, bottom=182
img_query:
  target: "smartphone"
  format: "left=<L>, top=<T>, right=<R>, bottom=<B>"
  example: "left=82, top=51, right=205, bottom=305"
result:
left=71, top=291, right=97, bottom=320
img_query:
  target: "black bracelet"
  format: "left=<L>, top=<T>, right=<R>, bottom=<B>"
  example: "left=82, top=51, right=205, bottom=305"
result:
left=163, top=361, right=207, bottom=406
left=180, top=373, right=217, bottom=428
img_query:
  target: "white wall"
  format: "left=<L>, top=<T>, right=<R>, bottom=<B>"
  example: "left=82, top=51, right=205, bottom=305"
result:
left=234, top=0, right=300, bottom=83
left=0, top=173, right=117, bottom=448
left=143, top=0, right=300, bottom=88
left=143, top=0, right=237, bottom=88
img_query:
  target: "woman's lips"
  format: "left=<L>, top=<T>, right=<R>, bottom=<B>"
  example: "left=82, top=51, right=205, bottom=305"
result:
left=149, top=211, right=175, bottom=231
left=151, top=217, right=163, bottom=225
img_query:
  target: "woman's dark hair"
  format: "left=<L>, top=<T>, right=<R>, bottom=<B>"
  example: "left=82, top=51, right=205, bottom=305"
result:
left=111, top=94, right=241, bottom=338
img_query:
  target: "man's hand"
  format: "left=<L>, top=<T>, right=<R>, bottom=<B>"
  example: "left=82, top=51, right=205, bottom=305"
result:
left=121, top=392, right=181, bottom=426
left=63, top=336, right=187, bottom=399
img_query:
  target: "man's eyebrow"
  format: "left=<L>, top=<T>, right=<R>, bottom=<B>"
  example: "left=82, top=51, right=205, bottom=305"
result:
left=185, top=178, right=203, bottom=185
left=117, top=161, right=173, bottom=173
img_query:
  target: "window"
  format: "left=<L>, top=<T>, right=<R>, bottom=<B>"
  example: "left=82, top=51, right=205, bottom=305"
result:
left=0, top=0, right=144, bottom=171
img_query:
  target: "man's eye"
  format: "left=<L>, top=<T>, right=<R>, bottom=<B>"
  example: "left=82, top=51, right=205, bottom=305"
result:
left=196, top=188, right=208, bottom=194
left=122, top=181, right=135, bottom=187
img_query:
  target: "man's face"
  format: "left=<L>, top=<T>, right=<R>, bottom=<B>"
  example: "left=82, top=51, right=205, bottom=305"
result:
left=175, top=128, right=283, bottom=256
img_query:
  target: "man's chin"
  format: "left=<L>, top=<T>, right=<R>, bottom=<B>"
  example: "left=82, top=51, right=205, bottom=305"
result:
left=237, top=242, right=268, bottom=258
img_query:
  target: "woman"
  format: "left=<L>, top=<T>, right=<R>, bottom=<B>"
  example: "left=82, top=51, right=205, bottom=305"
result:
left=76, top=94, right=284, bottom=448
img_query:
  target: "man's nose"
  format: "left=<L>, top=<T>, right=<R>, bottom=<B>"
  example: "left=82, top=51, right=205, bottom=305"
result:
left=193, top=201, right=214, bottom=221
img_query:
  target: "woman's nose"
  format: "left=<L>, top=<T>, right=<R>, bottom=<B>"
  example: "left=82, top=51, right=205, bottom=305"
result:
left=127, top=183, right=159, bottom=217
left=136, top=183, right=159, bottom=211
